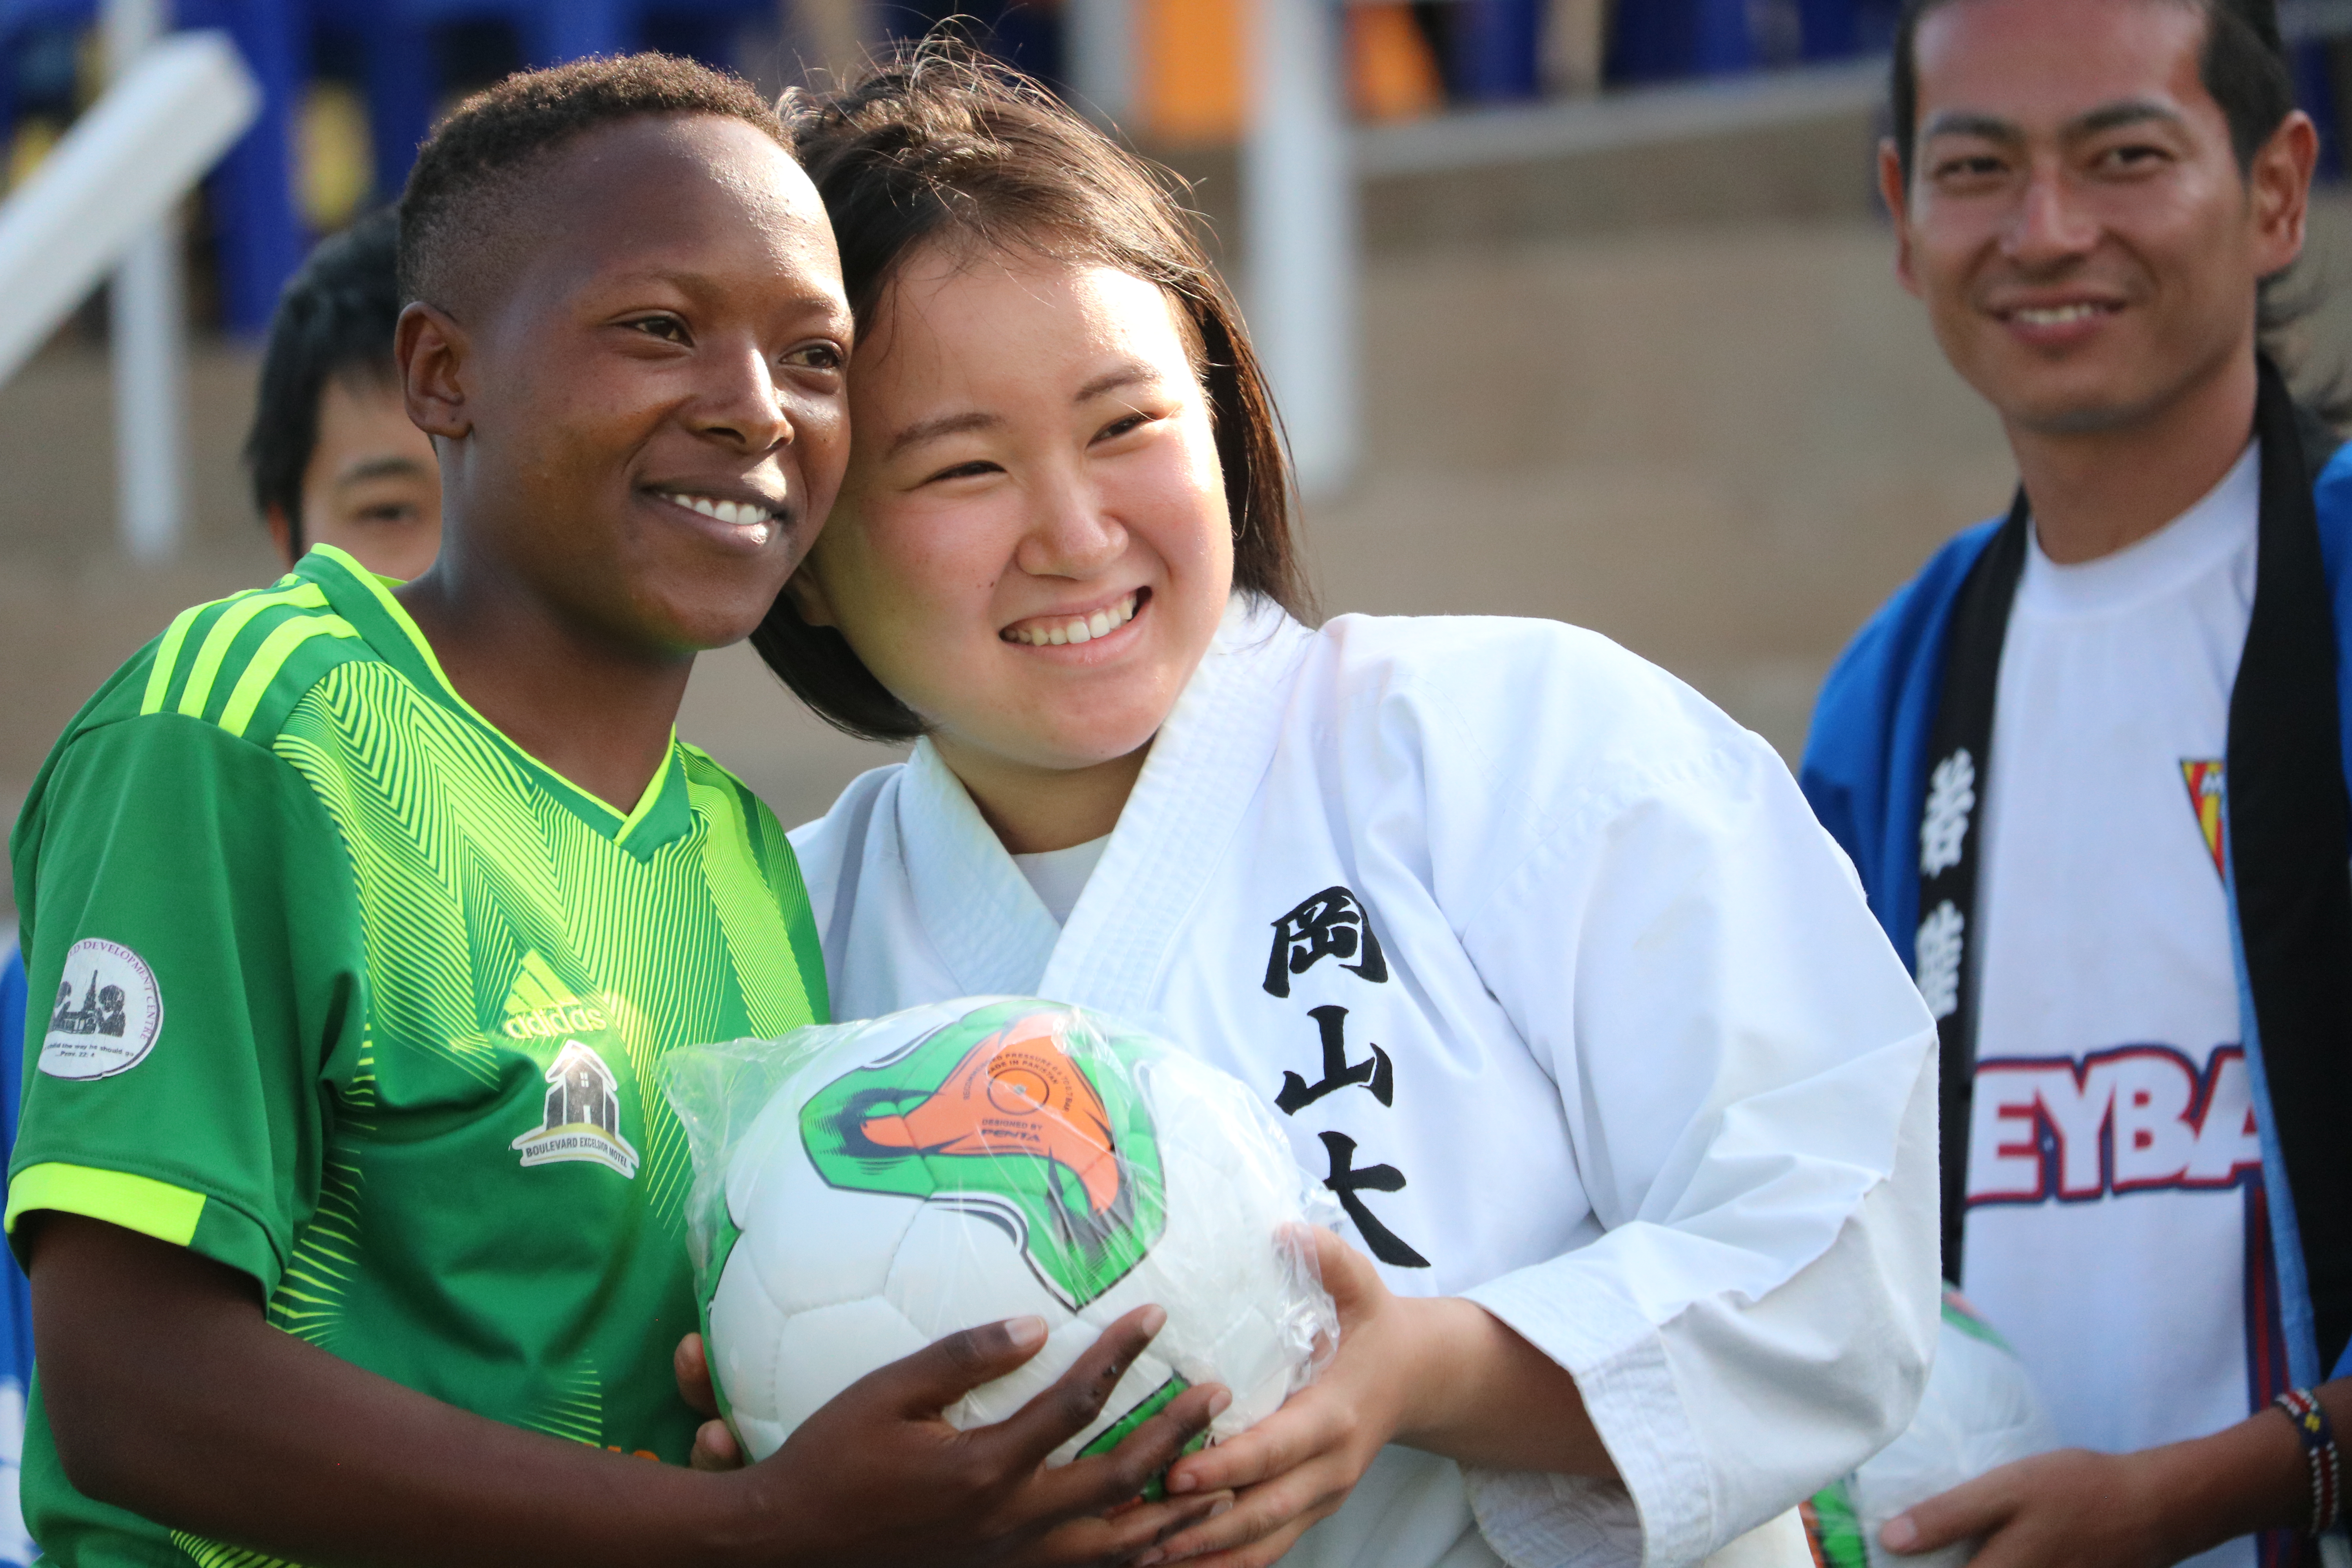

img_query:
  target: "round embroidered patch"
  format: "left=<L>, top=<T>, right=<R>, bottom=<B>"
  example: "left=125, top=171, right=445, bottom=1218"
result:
left=39, top=938, right=165, bottom=1080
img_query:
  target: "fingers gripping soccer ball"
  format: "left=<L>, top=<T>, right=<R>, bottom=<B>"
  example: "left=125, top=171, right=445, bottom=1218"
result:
left=665, top=998, right=1340, bottom=1470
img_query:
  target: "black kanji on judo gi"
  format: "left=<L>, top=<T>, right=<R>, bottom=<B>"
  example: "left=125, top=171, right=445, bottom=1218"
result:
left=1317, top=1131, right=1428, bottom=1268
left=1276, top=1005, right=1393, bottom=1113
left=1263, top=886, right=1387, bottom=998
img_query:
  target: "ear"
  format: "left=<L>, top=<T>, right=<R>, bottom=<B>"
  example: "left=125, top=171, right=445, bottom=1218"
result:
left=396, top=301, right=473, bottom=441
left=782, top=558, right=838, bottom=628
left=2249, top=110, right=2318, bottom=281
left=265, top=505, right=298, bottom=569
left=1879, top=138, right=1923, bottom=299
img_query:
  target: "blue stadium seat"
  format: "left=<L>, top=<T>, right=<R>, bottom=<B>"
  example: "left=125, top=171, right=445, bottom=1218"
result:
left=308, top=0, right=777, bottom=234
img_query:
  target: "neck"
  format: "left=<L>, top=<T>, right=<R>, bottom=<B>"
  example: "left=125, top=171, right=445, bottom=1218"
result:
left=934, top=737, right=1148, bottom=856
left=2006, top=350, right=2260, bottom=566
left=394, top=553, right=692, bottom=815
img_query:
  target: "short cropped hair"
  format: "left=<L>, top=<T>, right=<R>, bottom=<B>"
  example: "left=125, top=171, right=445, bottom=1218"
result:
left=397, top=52, right=791, bottom=313
left=756, top=41, right=1313, bottom=743
left=1891, top=0, right=2295, bottom=184
left=245, top=207, right=404, bottom=549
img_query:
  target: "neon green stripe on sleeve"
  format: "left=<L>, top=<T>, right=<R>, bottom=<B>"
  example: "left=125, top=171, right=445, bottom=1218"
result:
left=220, top=616, right=361, bottom=737
left=140, top=602, right=212, bottom=716
left=5, top=1162, right=207, bottom=1247
left=177, top=583, right=329, bottom=720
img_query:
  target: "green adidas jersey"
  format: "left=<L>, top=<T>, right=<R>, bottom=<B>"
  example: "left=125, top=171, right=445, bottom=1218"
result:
left=5, top=544, right=828, bottom=1566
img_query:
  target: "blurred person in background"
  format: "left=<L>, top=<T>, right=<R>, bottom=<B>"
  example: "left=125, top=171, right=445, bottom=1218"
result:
left=245, top=208, right=443, bottom=581
left=1803, top=2, right=2352, bottom=1565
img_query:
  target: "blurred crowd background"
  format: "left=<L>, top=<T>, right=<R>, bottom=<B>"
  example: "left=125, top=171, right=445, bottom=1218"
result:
left=9, top=0, right=2352, bottom=933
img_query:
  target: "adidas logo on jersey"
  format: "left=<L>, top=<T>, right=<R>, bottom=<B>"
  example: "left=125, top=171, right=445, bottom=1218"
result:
left=499, top=950, right=610, bottom=1040
left=1967, top=1044, right=2261, bottom=1206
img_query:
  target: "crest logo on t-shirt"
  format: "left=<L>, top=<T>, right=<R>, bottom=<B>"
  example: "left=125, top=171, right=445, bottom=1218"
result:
left=2179, top=760, right=2226, bottom=882
left=511, top=1040, right=640, bottom=1178
left=40, top=938, right=163, bottom=1080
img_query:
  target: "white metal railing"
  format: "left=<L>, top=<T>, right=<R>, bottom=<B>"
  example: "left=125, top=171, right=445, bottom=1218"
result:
left=0, top=26, right=259, bottom=558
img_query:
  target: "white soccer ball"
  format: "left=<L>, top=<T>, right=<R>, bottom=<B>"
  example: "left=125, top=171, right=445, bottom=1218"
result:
left=699, top=998, right=1336, bottom=1468
left=1804, top=1290, right=2062, bottom=1568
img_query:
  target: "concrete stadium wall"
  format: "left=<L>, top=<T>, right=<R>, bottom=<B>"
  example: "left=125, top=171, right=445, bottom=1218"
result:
left=7, top=108, right=2351, bottom=926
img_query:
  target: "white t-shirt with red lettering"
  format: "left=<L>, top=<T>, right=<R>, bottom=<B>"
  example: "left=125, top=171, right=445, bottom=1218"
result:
left=1964, top=442, right=2266, bottom=1568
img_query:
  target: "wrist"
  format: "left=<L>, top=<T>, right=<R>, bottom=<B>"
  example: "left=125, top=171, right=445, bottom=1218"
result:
left=1388, top=1297, right=1487, bottom=1452
left=668, top=1465, right=808, bottom=1568
left=2141, top=1410, right=2309, bottom=1561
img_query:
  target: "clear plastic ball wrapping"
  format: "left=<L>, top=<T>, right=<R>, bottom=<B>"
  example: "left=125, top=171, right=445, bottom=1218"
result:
left=1803, top=1289, right=2062, bottom=1568
left=663, top=996, right=1341, bottom=1466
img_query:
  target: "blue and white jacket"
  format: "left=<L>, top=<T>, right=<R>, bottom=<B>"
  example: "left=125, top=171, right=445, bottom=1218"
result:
left=1800, top=441, right=2352, bottom=1392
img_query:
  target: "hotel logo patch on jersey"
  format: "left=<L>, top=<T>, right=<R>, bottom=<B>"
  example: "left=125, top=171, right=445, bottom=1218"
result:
left=512, top=1040, right=640, bottom=1178
left=40, top=938, right=164, bottom=1080
left=2180, top=760, right=2227, bottom=882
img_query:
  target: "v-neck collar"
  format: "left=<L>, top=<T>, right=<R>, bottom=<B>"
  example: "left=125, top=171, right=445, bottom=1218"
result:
left=300, top=544, right=692, bottom=854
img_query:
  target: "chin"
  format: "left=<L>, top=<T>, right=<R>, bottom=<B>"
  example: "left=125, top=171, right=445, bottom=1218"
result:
left=1003, top=716, right=1161, bottom=773
left=626, top=599, right=771, bottom=656
left=2002, top=381, right=2170, bottom=438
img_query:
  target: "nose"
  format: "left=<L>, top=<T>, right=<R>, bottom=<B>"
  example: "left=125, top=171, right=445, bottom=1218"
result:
left=2002, top=158, right=2099, bottom=271
left=1013, top=460, right=1126, bottom=580
left=687, top=339, right=794, bottom=454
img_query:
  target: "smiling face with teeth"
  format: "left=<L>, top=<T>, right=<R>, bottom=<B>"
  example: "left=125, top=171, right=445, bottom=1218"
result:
left=784, top=246, right=1235, bottom=850
left=396, top=113, right=853, bottom=664
left=1884, top=0, right=2311, bottom=445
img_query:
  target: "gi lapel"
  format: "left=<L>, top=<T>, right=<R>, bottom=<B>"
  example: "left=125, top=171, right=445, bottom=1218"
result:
left=2227, top=356, right=2352, bottom=1375
left=895, top=739, right=1063, bottom=996
left=1041, top=597, right=1308, bottom=1021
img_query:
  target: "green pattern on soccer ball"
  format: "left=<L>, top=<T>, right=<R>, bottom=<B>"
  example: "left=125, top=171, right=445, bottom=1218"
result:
left=800, top=1001, right=1167, bottom=1309
left=1076, top=1374, right=1209, bottom=1501
left=1804, top=1479, right=1871, bottom=1568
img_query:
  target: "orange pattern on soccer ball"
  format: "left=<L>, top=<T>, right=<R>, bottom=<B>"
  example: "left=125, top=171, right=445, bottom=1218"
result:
left=858, top=1013, right=1126, bottom=1214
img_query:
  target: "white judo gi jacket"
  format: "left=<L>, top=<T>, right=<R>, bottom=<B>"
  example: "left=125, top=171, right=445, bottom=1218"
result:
left=788, top=600, right=1942, bottom=1568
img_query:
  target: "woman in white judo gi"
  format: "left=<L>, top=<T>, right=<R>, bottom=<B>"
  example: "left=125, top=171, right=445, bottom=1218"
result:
left=754, top=47, right=1941, bottom=1568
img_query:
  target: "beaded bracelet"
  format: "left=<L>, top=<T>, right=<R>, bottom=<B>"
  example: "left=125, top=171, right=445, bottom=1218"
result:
left=2275, top=1388, right=2342, bottom=1537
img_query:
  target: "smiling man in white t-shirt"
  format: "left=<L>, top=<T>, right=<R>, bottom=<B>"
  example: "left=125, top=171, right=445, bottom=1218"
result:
left=1802, top=2, right=2352, bottom=1566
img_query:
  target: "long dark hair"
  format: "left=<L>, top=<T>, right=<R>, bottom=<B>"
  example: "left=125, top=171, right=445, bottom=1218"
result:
left=754, top=39, right=1312, bottom=742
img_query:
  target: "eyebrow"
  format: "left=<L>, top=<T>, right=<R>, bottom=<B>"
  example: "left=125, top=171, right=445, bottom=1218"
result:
left=1920, top=110, right=2022, bottom=146
left=333, top=456, right=431, bottom=487
left=1077, top=363, right=1162, bottom=403
left=1920, top=98, right=2184, bottom=148
left=2069, top=100, right=2183, bottom=138
left=603, top=267, right=846, bottom=317
left=885, top=409, right=1002, bottom=460
left=884, top=362, right=1170, bottom=460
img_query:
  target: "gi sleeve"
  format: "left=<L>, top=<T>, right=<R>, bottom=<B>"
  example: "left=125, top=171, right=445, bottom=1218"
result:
left=5, top=713, right=367, bottom=1298
left=1454, top=731, right=1940, bottom=1568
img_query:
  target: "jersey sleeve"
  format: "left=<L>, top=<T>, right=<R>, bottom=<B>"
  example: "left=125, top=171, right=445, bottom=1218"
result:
left=5, top=713, right=366, bottom=1296
left=1446, top=696, right=1941, bottom=1564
